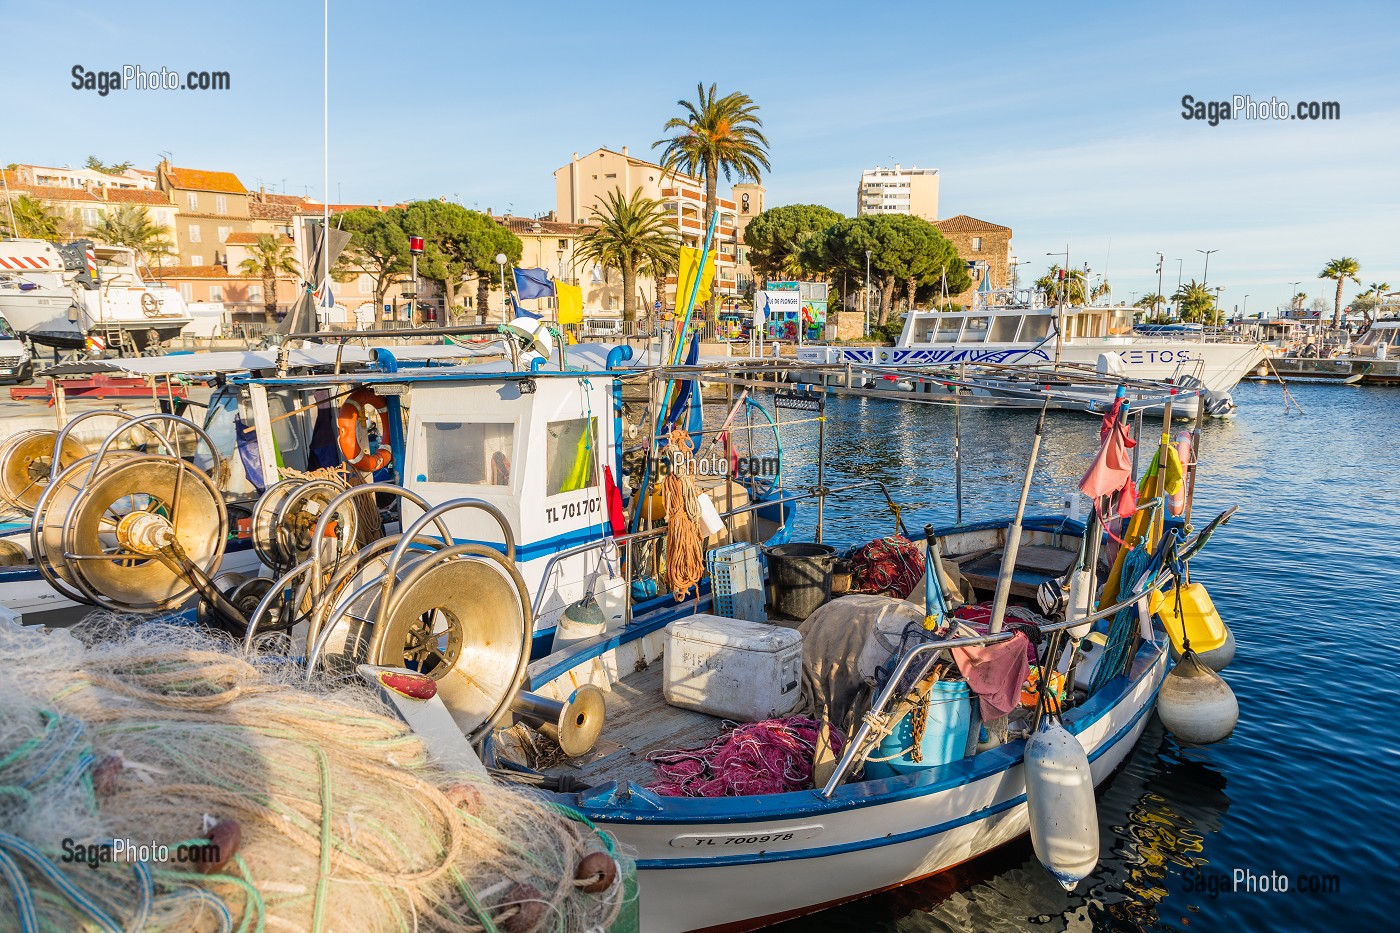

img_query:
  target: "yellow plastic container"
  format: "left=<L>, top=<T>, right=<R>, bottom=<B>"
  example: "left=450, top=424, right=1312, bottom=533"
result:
left=1149, top=583, right=1229, bottom=655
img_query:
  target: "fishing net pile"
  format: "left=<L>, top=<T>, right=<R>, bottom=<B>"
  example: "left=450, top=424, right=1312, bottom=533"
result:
left=0, top=616, right=631, bottom=932
left=646, top=716, right=845, bottom=798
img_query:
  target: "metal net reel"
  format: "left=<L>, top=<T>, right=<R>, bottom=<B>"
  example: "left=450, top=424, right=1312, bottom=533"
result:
left=250, top=476, right=360, bottom=573
left=280, top=494, right=540, bottom=744
left=0, top=429, right=90, bottom=513
left=30, top=414, right=230, bottom=613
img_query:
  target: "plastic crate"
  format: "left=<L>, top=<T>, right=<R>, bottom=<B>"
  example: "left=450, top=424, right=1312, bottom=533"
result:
left=706, top=542, right=767, bottom=623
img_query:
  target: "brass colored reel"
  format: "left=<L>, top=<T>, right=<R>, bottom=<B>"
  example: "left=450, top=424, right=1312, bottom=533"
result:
left=36, top=454, right=228, bottom=611
left=0, top=430, right=89, bottom=513
left=251, top=477, right=359, bottom=571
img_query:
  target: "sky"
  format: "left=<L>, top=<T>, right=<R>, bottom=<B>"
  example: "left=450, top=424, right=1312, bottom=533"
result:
left=5, top=0, right=1398, bottom=314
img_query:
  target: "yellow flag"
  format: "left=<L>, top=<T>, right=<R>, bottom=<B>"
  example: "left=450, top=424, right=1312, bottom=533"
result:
left=555, top=281, right=583, bottom=325
left=674, top=247, right=714, bottom=317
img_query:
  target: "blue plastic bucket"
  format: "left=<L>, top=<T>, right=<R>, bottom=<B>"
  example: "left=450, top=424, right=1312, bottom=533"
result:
left=866, top=680, right=972, bottom=778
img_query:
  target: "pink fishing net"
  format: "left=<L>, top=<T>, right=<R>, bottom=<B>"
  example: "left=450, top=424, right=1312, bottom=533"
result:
left=646, top=716, right=846, bottom=797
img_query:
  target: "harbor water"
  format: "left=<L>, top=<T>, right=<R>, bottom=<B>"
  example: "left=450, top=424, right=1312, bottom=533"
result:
left=763, top=380, right=1396, bottom=932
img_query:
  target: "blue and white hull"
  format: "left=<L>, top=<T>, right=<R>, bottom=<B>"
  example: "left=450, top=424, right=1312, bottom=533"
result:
left=536, top=610, right=1168, bottom=932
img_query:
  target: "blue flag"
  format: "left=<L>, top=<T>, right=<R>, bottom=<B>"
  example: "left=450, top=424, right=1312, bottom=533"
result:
left=513, top=267, right=555, bottom=301
left=508, top=295, right=541, bottom=320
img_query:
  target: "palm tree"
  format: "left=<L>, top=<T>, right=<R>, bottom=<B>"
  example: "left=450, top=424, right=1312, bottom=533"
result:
left=1034, top=265, right=1087, bottom=306
left=1291, top=292, right=1308, bottom=315
left=238, top=235, right=300, bottom=326
left=1172, top=279, right=1216, bottom=323
left=1, top=195, right=62, bottom=240
left=87, top=206, right=175, bottom=269
left=1091, top=279, right=1112, bottom=304
left=1134, top=293, right=1167, bottom=321
left=1318, top=257, right=1360, bottom=328
left=1360, top=280, right=1391, bottom=323
left=654, top=82, right=770, bottom=320
left=641, top=250, right=679, bottom=323
left=577, top=188, right=680, bottom=323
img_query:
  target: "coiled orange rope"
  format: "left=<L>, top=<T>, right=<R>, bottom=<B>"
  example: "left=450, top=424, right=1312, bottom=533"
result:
left=662, top=428, right=705, bottom=600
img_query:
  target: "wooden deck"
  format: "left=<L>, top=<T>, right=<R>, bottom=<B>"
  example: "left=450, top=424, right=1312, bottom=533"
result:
left=957, top=544, right=1077, bottom=600
left=546, top=662, right=727, bottom=788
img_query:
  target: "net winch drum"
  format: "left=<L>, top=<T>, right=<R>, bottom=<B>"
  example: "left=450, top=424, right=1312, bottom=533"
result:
left=293, top=493, right=538, bottom=745
left=511, top=685, right=607, bottom=758
left=0, top=429, right=89, bottom=513
left=251, top=476, right=359, bottom=571
left=31, top=413, right=228, bottom=614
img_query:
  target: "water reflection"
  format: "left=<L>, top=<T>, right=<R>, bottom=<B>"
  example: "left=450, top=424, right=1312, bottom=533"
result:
left=759, top=382, right=1393, bottom=932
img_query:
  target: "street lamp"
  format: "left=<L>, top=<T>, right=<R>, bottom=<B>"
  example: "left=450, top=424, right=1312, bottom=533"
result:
left=1047, top=247, right=1070, bottom=363
left=864, top=249, right=872, bottom=336
left=1243, top=294, right=1250, bottom=319
left=495, top=252, right=508, bottom=322
left=1155, top=252, right=1165, bottom=320
left=1196, top=248, right=1218, bottom=285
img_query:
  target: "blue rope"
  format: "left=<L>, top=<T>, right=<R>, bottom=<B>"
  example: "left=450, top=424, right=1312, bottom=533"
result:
left=1090, top=545, right=1152, bottom=695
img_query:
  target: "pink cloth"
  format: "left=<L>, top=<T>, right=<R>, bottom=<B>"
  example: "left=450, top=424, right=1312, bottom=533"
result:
left=1080, top=418, right=1136, bottom=499
left=952, top=631, right=1032, bottom=720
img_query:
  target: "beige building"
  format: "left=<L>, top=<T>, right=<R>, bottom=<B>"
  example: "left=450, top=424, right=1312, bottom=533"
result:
left=555, top=147, right=740, bottom=311
left=492, top=214, right=615, bottom=314
left=1, top=183, right=105, bottom=239
left=729, top=181, right=766, bottom=298
left=156, top=163, right=255, bottom=266
left=931, top=214, right=1013, bottom=305
left=856, top=164, right=939, bottom=221
left=9, top=163, right=156, bottom=191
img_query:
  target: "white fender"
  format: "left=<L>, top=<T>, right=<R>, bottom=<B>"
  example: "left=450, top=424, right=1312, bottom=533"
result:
left=1024, top=715, right=1099, bottom=890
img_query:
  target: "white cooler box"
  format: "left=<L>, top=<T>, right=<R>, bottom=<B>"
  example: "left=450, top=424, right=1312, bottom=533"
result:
left=663, top=614, right=803, bottom=721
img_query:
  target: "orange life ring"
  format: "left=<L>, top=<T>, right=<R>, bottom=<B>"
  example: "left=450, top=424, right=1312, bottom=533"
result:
left=338, top=389, right=393, bottom=472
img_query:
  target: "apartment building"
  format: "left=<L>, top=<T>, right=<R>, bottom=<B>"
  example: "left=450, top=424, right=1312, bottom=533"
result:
left=555, top=147, right=740, bottom=311
left=156, top=162, right=254, bottom=266
left=856, top=164, right=939, bottom=221
left=9, top=163, right=157, bottom=191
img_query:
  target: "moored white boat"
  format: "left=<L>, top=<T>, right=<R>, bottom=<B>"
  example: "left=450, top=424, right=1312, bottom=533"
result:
left=0, top=238, right=191, bottom=352
left=798, top=293, right=1266, bottom=417
left=0, top=331, right=1240, bottom=931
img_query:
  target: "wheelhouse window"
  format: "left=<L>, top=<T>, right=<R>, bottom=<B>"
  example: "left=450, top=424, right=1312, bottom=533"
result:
left=988, top=315, right=1020, bottom=342
left=961, top=317, right=991, bottom=343
left=423, top=421, right=513, bottom=486
left=1020, top=315, right=1052, bottom=341
left=933, top=318, right=963, bottom=343
left=546, top=417, right=597, bottom=496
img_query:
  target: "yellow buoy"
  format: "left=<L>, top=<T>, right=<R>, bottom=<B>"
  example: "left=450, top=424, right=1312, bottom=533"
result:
left=1150, top=583, right=1235, bottom=671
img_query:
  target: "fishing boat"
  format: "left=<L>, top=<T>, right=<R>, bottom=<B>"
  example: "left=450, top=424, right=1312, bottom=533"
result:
left=0, top=238, right=192, bottom=353
left=797, top=290, right=1266, bottom=417
left=0, top=323, right=1240, bottom=931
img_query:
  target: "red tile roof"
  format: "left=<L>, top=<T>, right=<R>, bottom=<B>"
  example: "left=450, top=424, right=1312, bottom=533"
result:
left=494, top=214, right=595, bottom=237
left=155, top=264, right=237, bottom=279
left=249, top=192, right=314, bottom=220
left=161, top=165, right=247, bottom=194
left=8, top=184, right=101, bottom=202
left=933, top=214, right=1012, bottom=234
left=224, top=232, right=293, bottom=246
left=100, top=188, right=173, bottom=206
